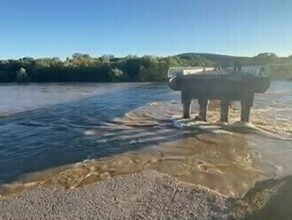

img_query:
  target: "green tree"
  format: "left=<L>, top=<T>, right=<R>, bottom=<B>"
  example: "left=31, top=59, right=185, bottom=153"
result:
left=252, top=53, right=278, bottom=65
left=16, top=67, right=29, bottom=82
left=108, top=68, right=124, bottom=81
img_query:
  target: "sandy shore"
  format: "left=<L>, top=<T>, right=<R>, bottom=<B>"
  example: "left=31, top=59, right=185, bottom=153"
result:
left=1, top=170, right=292, bottom=220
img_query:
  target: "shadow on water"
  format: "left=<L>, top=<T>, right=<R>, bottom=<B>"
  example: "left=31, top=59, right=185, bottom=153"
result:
left=0, top=83, right=184, bottom=185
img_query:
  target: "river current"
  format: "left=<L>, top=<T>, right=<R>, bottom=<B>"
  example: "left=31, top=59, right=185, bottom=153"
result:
left=0, top=81, right=291, bottom=198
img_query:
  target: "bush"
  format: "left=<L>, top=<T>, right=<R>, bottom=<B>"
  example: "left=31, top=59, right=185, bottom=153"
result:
left=16, top=67, right=29, bottom=83
left=108, top=68, right=124, bottom=82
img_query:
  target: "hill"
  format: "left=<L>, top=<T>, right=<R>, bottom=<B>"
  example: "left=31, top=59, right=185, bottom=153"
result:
left=177, top=53, right=246, bottom=67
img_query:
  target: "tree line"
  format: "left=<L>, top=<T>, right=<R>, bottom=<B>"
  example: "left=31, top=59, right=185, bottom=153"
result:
left=0, top=54, right=211, bottom=83
left=0, top=53, right=291, bottom=83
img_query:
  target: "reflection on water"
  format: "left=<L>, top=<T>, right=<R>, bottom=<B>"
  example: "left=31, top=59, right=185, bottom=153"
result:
left=0, top=83, right=146, bottom=116
left=0, top=81, right=292, bottom=198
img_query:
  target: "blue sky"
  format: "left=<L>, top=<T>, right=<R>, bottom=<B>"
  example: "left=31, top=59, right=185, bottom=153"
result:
left=0, top=0, right=291, bottom=59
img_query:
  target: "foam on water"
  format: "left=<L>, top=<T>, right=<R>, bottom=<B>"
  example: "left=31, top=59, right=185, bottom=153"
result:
left=1, top=99, right=292, bottom=199
left=0, top=134, right=272, bottom=198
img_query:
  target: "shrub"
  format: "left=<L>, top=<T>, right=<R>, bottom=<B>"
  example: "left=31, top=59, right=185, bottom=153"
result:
left=16, top=67, right=29, bottom=83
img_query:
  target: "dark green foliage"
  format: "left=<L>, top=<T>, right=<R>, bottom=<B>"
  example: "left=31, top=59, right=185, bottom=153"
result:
left=0, top=54, right=212, bottom=83
left=0, top=70, right=11, bottom=82
left=0, top=53, right=291, bottom=83
left=16, top=67, right=29, bottom=83
left=108, top=68, right=124, bottom=82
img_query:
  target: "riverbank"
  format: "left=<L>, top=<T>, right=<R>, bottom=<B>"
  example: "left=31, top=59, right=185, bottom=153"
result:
left=1, top=170, right=292, bottom=220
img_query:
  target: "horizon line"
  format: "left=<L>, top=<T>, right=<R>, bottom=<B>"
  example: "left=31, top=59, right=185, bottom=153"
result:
left=0, top=52, right=291, bottom=60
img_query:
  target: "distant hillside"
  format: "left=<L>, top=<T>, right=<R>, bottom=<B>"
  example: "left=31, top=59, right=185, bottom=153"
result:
left=177, top=53, right=292, bottom=79
left=177, top=53, right=247, bottom=67
left=177, top=52, right=292, bottom=67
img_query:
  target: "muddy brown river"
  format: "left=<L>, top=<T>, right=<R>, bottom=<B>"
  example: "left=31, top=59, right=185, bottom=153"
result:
left=0, top=81, right=291, bottom=198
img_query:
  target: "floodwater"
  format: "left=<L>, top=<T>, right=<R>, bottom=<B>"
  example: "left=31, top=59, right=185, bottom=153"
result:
left=0, top=81, right=291, bottom=198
